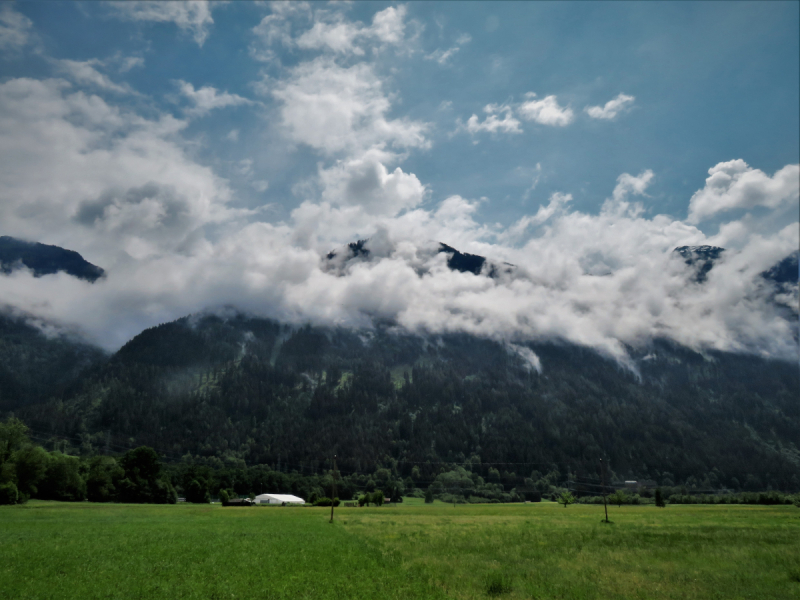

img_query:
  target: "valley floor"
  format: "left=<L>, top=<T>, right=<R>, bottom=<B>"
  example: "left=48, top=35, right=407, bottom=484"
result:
left=1, top=500, right=798, bottom=599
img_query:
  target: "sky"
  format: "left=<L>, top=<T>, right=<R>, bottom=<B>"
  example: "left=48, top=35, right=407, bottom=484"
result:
left=0, top=1, right=798, bottom=368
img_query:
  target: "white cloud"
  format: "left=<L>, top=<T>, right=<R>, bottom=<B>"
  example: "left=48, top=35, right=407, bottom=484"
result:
left=425, top=46, right=460, bottom=65
left=319, top=150, right=426, bottom=216
left=252, top=180, right=270, bottom=193
left=226, top=129, right=239, bottom=142
left=500, top=192, right=572, bottom=243
left=612, top=169, right=654, bottom=202
left=0, top=4, right=32, bottom=51
left=118, top=56, right=145, bottom=73
left=687, top=159, right=800, bottom=223
left=177, top=80, right=253, bottom=117
left=460, top=104, right=522, bottom=135
left=585, top=93, right=635, bottom=120
left=54, top=59, right=135, bottom=95
left=269, top=57, right=428, bottom=156
left=254, top=3, right=409, bottom=59
left=0, top=66, right=796, bottom=370
left=107, top=1, right=217, bottom=46
left=518, top=93, right=574, bottom=126
left=425, top=32, right=471, bottom=65
left=297, top=19, right=365, bottom=55
left=0, top=77, right=238, bottom=264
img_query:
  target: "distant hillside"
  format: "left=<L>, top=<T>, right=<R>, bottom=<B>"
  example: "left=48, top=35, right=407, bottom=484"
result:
left=0, top=314, right=106, bottom=410
left=11, top=313, right=799, bottom=492
left=0, top=236, right=105, bottom=282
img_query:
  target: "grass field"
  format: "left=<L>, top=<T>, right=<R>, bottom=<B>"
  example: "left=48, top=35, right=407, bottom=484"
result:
left=1, top=500, right=798, bottom=600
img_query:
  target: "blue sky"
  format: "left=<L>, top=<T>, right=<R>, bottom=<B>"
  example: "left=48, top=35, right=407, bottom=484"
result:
left=0, top=1, right=797, bottom=364
left=8, top=1, right=798, bottom=222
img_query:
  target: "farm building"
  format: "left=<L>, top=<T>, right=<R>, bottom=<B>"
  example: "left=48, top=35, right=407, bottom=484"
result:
left=254, top=493, right=305, bottom=505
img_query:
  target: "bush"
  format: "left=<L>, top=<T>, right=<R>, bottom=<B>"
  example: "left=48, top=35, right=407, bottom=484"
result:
left=424, top=487, right=434, bottom=503
left=37, top=452, right=86, bottom=502
left=313, top=497, right=341, bottom=507
left=358, top=494, right=368, bottom=507
left=558, top=491, right=576, bottom=507
left=219, top=489, right=229, bottom=505
left=186, top=479, right=210, bottom=504
left=86, top=456, right=124, bottom=503
left=0, top=481, right=18, bottom=505
left=117, top=447, right=176, bottom=504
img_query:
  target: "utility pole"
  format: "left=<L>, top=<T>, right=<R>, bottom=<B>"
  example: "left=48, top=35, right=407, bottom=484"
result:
left=600, top=458, right=609, bottom=523
left=330, top=454, right=337, bottom=523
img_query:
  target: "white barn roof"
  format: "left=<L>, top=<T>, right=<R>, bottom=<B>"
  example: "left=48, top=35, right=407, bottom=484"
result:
left=255, top=493, right=305, bottom=504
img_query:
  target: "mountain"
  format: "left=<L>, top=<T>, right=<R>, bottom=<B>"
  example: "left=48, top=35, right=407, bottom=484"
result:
left=673, top=245, right=725, bottom=283
left=9, top=312, right=799, bottom=492
left=0, top=236, right=105, bottom=282
left=326, top=239, right=514, bottom=278
left=0, top=313, right=106, bottom=410
left=762, top=251, right=799, bottom=285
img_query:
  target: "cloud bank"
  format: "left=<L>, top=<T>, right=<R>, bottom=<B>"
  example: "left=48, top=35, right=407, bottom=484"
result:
left=0, top=2, right=797, bottom=371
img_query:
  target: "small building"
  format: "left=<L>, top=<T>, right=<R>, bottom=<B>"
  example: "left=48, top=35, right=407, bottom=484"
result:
left=254, top=493, right=305, bottom=505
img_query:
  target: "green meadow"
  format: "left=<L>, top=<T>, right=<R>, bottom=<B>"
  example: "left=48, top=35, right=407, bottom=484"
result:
left=1, top=501, right=798, bottom=600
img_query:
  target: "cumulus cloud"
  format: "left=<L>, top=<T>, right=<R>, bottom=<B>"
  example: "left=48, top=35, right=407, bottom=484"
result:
left=319, top=150, right=426, bottom=216
left=0, top=19, right=796, bottom=371
left=53, top=59, right=135, bottom=95
left=107, top=1, right=216, bottom=46
left=585, top=93, right=635, bottom=120
left=253, top=3, right=410, bottom=59
left=500, top=192, right=572, bottom=243
left=177, top=80, right=253, bottom=117
left=0, top=77, right=238, bottom=263
left=2, top=144, right=797, bottom=365
left=687, top=159, right=799, bottom=223
left=0, top=4, right=32, bottom=51
left=460, top=104, right=522, bottom=135
left=268, top=57, right=428, bottom=156
left=518, top=93, right=574, bottom=126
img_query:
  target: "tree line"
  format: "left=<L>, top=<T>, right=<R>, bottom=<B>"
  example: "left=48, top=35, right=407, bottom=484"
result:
left=4, top=315, right=800, bottom=495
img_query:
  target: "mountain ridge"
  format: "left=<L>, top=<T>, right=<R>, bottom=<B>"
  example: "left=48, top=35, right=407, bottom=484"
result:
left=0, top=236, right=105, bottom=282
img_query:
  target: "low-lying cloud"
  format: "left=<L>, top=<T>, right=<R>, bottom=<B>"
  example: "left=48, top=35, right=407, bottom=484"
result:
left=0, top=3, right=797, bottom=371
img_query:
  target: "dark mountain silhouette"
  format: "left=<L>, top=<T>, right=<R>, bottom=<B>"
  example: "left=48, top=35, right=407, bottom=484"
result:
left=762, top=251, right=799, bottom=285
left=326, top=239, right=514, bottom=278
left=5, top=312, right=798, bottom=492
left=0, top=236, right=105, bottom=282
left=673, top=245, right=725, bottom=283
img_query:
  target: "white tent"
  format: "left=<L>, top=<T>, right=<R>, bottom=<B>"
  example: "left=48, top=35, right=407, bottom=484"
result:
left=254, top=493, right=305, bottom=505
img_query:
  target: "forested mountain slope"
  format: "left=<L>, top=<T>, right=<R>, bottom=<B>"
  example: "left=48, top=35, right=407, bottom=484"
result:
left=9, top=313, right=799, bottom=492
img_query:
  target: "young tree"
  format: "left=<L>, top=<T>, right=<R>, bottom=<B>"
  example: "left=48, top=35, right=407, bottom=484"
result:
left=86, top=456, right=124, bottom=503
left=424, top=487, right=434, bottom=504
left=0, top=481, right=18, bottom=505
left=609, top=490, right=627, bottom=507
left=38, top=452, right=87, bottom=502
left=655, top=488, right=666, bottom=508
left=373, top=490, right=384, bottom=507
left=558, top=491, right=576, bottom=508
left=186, top=478, right=210, bottom=503
left=118, top=446, right=176, bottom=504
